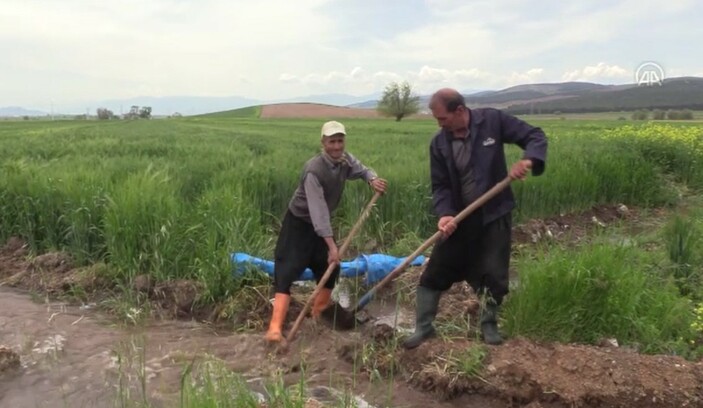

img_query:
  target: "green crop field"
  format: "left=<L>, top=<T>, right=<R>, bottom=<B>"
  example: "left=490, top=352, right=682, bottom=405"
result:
left=2, top=114, right=703, bottom=365
left=1, top=116, right=702, bottom=312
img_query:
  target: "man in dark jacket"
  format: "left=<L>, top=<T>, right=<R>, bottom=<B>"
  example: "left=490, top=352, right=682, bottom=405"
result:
left=403, top=88, right=547, bottom=348
left=265, top=120, right=387, bottom=344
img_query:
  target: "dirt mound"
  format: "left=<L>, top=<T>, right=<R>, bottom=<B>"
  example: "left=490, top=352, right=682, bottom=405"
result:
left=343, top=329, right=703, bottom=407
left=1, top=237, right=28, bottom=257
left=0, top=238, right=29, bottom=279
left=514, top=204, right=635, bottom=245
left=0, top=239, right=107, bottom=296
left=30, top=252, right=74, bottom=274
left=152, top=279, right=205, bottom=317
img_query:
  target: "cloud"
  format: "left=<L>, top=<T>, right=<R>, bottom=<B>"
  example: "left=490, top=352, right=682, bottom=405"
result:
left=279, top=74, right=299, bottom=83
left=0, top=0, right=700, bottom=107
left=278, top=65, right=547, bottom=95
left=0, top=0, right=339, bottom=103
left=663, top=68, right=703, bottom=79
left=562, top=63, right=630, bottom=82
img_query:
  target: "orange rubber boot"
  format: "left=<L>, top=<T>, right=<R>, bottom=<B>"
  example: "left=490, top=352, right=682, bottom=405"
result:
left=265, top=293, right=290, bottom=342
left=311, top=288, right=333, bottom=319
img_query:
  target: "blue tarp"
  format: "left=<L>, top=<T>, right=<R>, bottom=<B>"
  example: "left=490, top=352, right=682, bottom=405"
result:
left=231, top=252, right=425, bottom=285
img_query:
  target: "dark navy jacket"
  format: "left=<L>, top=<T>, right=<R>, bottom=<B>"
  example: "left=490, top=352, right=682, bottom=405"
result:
left=429, top=108, right=547, bottom=224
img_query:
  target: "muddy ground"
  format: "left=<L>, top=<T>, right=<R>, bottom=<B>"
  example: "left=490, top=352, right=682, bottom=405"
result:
left=2, top=203, right=703, bottom=407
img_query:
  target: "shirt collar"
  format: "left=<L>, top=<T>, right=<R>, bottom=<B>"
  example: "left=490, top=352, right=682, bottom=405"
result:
left=321, top=152, right=343, bottom=169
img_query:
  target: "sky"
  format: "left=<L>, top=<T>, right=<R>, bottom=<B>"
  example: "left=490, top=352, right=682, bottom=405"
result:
left=2, top=0, right=702, bottom=112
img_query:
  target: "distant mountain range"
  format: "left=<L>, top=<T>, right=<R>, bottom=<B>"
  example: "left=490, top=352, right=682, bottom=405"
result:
left=466, top=77, right=703, bottom=114
left=351, top=78, right=703, bottom=113
left=1, top=93, right=382, bottom=117
left=348, top=88, right=484, bottom=109
left=3, top=76, right=702, bottom=117
left=0, top=106, right=47, bottom=117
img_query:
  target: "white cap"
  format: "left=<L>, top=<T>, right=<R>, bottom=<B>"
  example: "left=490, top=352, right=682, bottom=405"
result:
left=321, top=121, right=346, bottom=138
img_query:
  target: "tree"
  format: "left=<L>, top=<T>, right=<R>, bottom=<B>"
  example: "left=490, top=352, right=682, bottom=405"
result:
left=667, top=109, right=694, bottom=120
left=377, top=81, right=420, bottom=121
left=124, top=105, right=140, bottom=120
left=631, top=110, right=648, bottom=120
left=139, top=106, right=152, bottom=119
left=97, top=108, right=114, bottom=120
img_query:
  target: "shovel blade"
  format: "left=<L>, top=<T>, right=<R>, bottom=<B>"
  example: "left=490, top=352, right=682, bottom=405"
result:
left=320, top=302, right=358, bottom=330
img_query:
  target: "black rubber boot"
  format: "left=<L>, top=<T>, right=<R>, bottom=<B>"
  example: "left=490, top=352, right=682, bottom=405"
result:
left=480, top=299, right=503, bottom=345
left=402, top=286, right=441, bottom=349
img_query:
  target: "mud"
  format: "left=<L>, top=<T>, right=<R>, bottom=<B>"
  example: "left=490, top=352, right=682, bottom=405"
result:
left=342, top=326, right=703, bottom=407
left=1, top=202, right=702, bottom=407
left=0, top=237, right=108, bottom=297
left=0, top=287, right=508, bottom=408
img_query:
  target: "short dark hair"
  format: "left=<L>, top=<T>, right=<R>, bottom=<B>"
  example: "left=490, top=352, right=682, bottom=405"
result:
left=429, top=89, right=466, bottom=112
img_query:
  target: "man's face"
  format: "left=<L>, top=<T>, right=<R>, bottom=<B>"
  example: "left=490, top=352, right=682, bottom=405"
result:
left=431, top=104, right=465, bottom=132
left=322, top=134, right=345, bottom=159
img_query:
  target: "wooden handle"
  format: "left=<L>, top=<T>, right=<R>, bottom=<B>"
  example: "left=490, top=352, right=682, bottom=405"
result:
left=353, top=177, right=512, bottom=313
left=285, top=191, right=383, bottom=343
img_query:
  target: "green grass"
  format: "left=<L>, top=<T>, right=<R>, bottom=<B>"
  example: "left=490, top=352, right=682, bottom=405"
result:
left=663, top=211, right=703, bottom=297
left=200, top=105, right=262, bottom=118
left=0, top=117, right=702, bottom=303
left=503, top=242, right=696, bottom=355
left=446, top=345, right=487, bottom=378
left=112, top=348, right=365, bottom=408
left=1, top=115, right=701, bottom=406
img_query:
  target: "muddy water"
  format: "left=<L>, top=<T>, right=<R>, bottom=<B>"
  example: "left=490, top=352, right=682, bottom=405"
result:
left=0, top=287, right=508, bottom=408
left=1, top=288, right=122, bottom=407
left=0, top=287, right=272, bottom=407
left=336, top=286, right=414, bottom=333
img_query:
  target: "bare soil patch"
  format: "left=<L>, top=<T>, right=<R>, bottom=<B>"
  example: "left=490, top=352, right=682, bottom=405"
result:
left=512, top=203, right=637, bottom=246
left=259, top=103, right=432, bottom=119
left=260, top=103, right=382, bottom=118
left=341, top=325, right=703, bottom=407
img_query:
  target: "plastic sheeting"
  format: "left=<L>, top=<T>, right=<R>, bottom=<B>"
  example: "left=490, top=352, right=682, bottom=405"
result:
left=231, top=252, right=426, bottom=285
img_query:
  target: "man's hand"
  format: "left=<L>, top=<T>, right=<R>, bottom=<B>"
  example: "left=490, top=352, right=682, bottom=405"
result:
left=369, top=177, right=388, bottom=194
left=509, top=159, right=533, bottom=180
left=438, top=216, right=457, bottom=237
left=324, top=237, right=340, bottom=266
left=327, top=247, right=340, bottom=266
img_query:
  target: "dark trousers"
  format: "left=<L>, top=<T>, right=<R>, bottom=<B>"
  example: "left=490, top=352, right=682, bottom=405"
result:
left=273, top=210, right=340, bottom=294
left=420, top=212, right=512, bottom=304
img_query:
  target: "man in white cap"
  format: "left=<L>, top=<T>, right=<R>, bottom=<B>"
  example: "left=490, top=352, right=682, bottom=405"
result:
left=265, top=120, right=387, bottom=343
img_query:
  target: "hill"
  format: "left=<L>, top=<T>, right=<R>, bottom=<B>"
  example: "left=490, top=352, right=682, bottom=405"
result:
left=465, top=82, right=613, bottom=106
left=350, top=77, right=703, bottom=114
left=202, top=103, right=381, bottom=119
left=502, top=77, right=703, bottom=114
left=7, top=77, right=701, bottom=118
left=0, top=106, right=47, bottom=117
